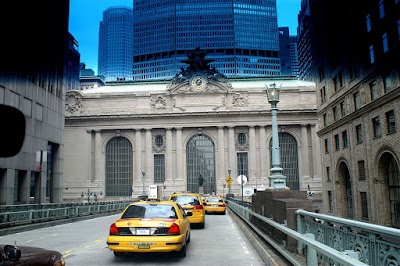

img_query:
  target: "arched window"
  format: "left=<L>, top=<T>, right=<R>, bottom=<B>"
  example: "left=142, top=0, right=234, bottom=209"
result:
left=388, top=156, right=400, bottom=228
left=186, top=135, right=215, bottom=194
left=269, top=132, right=299, bottom=190
left=105, top=137, right=133, bottom=196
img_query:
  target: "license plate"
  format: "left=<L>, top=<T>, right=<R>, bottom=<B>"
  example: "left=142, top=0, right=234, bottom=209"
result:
left=137, top=243, right=150, bottom=249
left=212, top=204, right=218, bottom=207
left=136, top=228, right=150, bottom=235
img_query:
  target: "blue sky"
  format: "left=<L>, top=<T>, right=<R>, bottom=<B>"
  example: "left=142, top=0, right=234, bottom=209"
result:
left=69, top=0, right=301, bottom=75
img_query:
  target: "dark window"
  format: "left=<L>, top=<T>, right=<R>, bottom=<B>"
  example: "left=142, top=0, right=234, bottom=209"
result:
left=324, top=139, right=329, bottom=154
left=353, top=91, right=360, bottom=110
left=323, top=113, right=327, bottom=127
left=237, top=152, right=248, bottom=177
left=356, top=124, right=363, bottom=144
left=334, top=134, right=340, bottom=151
left=154, top=154, right=165, bottom=183
left=358, top=160, right=366, bottom=180
left=373, top=116, right=382, bottom=138
left=155, top=135, right=164, bottom=148
left=360, top=192, right=369, bottom=220
left=370, top=80, right=379, bottom=100
left=320, top=86, right=326, bottom=103
left=384, top=74, right=393, bottom=93
left=386, top=110, right=396, bottom=134
left=238, top=133, right=247, bottom=146
left=333, top=106, right=338, bottom=121
left=326, top=167, right=331, bottom=182
left=340, top=101, right=346, bottom=117
left=342, top=130, right=348, bottom=148
left=328, top=191, right=333, bottom=211
left=366, top=14, right=371, bottom=32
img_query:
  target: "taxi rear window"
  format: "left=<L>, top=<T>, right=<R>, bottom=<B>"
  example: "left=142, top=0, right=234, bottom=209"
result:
left=122, top=204, right=178, bottom=219
left=170, top=195, right=200, bottom=206
left=207, top=198, right=223, bottom=203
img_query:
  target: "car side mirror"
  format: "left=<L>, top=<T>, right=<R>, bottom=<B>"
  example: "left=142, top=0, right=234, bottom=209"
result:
left=3, top=245, right=21, bottom=261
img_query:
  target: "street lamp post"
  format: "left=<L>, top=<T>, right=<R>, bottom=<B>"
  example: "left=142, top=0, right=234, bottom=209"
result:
left=266, top=83, right=287, bottom=190
left=141, top=171, right=146, bottom=195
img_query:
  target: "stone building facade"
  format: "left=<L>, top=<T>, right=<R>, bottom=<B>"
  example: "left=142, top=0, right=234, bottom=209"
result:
left=64, top=52, right=322, bottom=201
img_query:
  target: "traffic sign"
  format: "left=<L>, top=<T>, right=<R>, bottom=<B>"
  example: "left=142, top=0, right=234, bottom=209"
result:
left=237, top=175, right=247, bottom=185
left=225, top=176, right=233, bottom=183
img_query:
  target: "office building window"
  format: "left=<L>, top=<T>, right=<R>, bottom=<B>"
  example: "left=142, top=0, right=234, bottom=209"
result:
left=342, top=130, right=348, bottom=148
left=398, top=20, right=400, bottom=39
left=340, top=101, right=346, bottom=117
left=360, top=192, right=369, bottom=220
left=370, top=80, right=379, bottom=100
left=372, top=116, right=382, bottom=138
left=326, top=167, right=331, bottom=182
left=358, top=160, right=366, bottom=180
left=154, top=154, right=165, bottom=183
left=324, top=139, right=329, bottom=154
left=366, top=14, right=371, bottom=32
left=334, top=134, right=340, bottom=150
left=386, top=110, right=396, bottom=134
left=328, top=191, right=333, bottom=211
left=356, top=124, right=363, bottom=144
left=369, top=45, right=375, bottom=63
left=382, top=33, right=389, bottom=53
left=379, top=0, right=385, bottom=19
left=353, top=91, right=360, bottom=110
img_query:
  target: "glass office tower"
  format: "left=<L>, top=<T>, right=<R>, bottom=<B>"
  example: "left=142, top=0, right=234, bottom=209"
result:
left=98, top=7, right=133, bottom=82
left=132, top=0, right=280, bottom=81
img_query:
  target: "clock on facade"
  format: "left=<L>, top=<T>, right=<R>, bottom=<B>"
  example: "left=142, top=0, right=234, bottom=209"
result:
left=190, top=75, right=207, bottom=90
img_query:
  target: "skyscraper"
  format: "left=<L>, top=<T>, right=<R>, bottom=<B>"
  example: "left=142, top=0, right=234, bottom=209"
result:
left=98, top=6, right=133, bottom=82
left=278, top=27, right=299, bottom=77
left=132, top=0, right=281, bottom=81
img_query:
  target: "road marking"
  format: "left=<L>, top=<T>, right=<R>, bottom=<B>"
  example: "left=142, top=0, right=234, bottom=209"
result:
left=63, top=238, right=105, bottom=258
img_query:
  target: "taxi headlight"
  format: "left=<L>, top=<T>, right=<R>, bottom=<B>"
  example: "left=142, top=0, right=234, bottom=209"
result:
left=51, top=254, right=65, bottom=266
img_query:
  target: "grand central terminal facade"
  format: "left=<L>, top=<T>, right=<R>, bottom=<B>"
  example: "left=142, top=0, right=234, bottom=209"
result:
left=64, top=51, right=321, bottom=201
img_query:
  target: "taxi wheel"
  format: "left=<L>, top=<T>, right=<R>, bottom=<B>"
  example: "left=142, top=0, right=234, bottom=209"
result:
left=186, top=232, right=191, bottom=243
left=113, top=251, right=125, bottom=257
left=177, top=244, right=187, bottom=258
left=199, top=222, right=205, bottom=229
left=223, top=211, right=226, bottom=215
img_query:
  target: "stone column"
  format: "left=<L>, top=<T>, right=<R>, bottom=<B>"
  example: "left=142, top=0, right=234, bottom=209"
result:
left=259, top=126, right=267, bottom=182
left=145, top=129, right=152, bottom=185
left=311, top=124, right=321, bottom=177
left=176, top=127, right=183, bottom=183
left=301, top=124, right=310, bottom=178
left=166, top=128, right=173, bottom=182
left=218, top=126, right=225, bottom=183
left=249, top=126, right=256, bottom=182
left=135, top=129, right=142, bottom=192
left=228, top=126, right=236, bottom=177
left=94, top=130, right=102, bottom=183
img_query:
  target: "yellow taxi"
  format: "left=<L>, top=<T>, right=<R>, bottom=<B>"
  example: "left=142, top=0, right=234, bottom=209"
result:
left=106, top=199, right=192, bottom=257
left=169, top=193, right=205, bottom=228
left=204, top=196, right=226, bottom=215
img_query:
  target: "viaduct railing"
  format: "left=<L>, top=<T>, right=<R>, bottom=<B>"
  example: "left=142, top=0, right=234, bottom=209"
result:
left=227, top=198, right=400, bottom=266
left=0, top=201, right=132, bottom=229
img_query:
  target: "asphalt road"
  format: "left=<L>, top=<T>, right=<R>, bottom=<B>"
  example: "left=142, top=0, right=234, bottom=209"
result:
left=0, top=209, right=269, bottom=266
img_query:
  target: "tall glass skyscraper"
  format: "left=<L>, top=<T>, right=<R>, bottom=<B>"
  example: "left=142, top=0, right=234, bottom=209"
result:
left=98, top=7, right=133, bottom=82
left=132, top=0, right=280, bottom=81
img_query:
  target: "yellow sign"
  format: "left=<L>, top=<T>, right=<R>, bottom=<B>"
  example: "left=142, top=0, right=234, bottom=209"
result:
left=227, top=182, right=231, bottom=188
left=225, top=176, right=233, bottom=183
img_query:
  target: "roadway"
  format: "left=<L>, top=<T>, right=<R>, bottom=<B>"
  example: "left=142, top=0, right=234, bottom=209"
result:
left=0, top=208, right=289, bottom=265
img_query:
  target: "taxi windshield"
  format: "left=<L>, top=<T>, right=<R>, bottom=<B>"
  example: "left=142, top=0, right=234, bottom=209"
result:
left=121, top=204, right=178, bottom=219
left=170, top=195, right=200, bottom=206
left=207, top=198, right=223, bottom=203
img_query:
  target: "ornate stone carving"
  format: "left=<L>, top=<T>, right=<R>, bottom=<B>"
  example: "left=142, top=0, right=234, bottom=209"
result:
left=235, top=128, right=249, bottom=151
left=150, top=95, right=166, bottom=110
left=65, top=91, right=82, bottom=114
left=232, top=93, right=249, bottom=107
left=167, top=47, right=232, bottom=93
left=152, top=130, right=166, bottom=152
